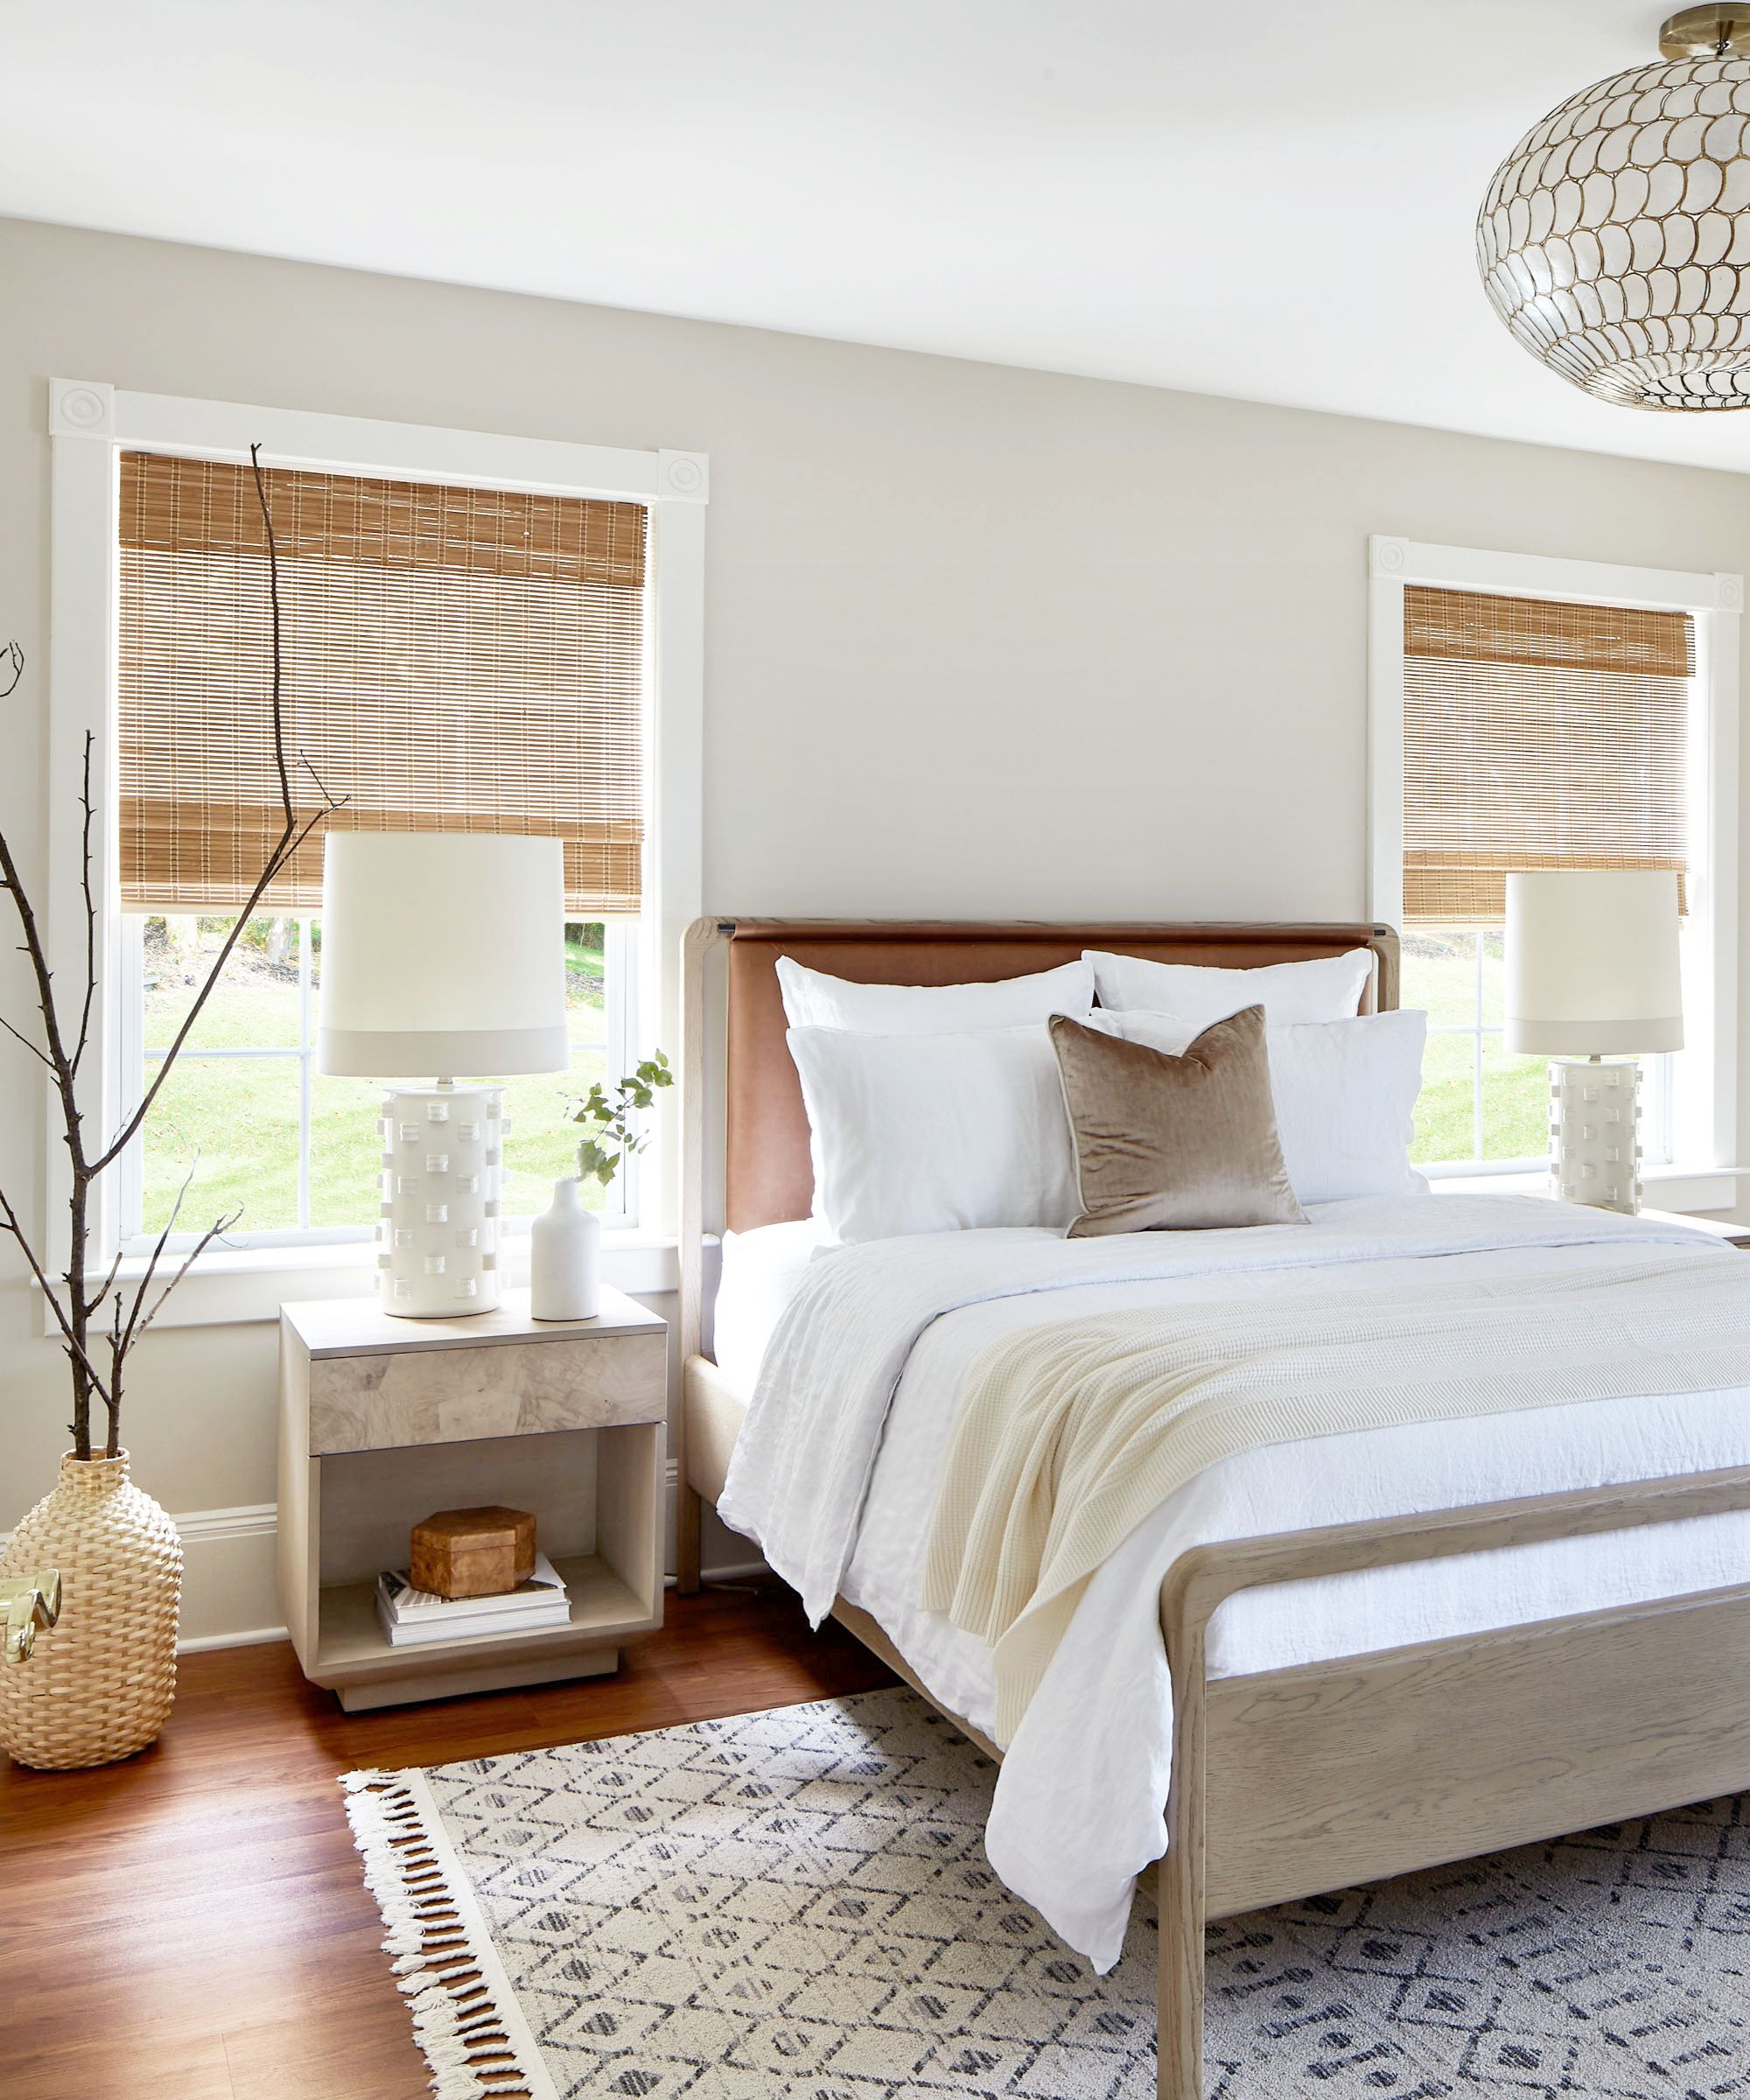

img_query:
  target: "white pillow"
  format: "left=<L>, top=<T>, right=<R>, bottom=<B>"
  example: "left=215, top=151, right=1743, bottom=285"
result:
left=1088, top=1006, right=1428, bottom=1206
left=713, top=1217, right=834, bottom=1388
left=778, top=954, right=1094, bottom=1033
left=786, top=1024, right=1077, bottom=1242
left=1083, top=948, right=1375, bottom=1028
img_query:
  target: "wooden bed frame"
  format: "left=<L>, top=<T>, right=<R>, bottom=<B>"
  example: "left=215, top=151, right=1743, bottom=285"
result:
left=674, top=917, right=1750, bottom=2100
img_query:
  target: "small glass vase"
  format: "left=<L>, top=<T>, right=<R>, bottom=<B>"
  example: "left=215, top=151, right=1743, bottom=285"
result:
left=530, top=1176, right=601, bottom=1320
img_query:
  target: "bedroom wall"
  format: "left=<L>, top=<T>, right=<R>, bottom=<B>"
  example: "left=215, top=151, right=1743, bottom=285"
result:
left=4, top=214, right=1750, bottom=1642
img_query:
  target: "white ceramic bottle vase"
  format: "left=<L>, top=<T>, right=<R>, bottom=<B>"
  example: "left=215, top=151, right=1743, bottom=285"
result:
left=530, top=1177, right=600, bottom=1320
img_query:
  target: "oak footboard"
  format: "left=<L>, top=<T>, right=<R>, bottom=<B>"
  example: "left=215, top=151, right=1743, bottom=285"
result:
left=1156, top=1464, right=1750, bottom=2098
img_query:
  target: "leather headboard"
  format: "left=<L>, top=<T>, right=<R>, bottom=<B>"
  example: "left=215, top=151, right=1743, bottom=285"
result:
left=720, top=920, right=1398, bottom=1232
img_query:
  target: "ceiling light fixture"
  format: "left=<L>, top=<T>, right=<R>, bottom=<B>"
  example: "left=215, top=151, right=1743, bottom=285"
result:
left=1479, top=6, right=1750, bottom=410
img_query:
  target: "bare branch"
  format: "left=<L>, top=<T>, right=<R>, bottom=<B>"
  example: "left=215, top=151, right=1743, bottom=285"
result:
left=248, top=443, right=294, bottom=832
left=93, top=804, right=330, bottom=1171
left=298, top=750, right=347, bottom=812
left=0, top=454, right=337, bottom=1455
left=84, top=1234, right=127, bottom=1327
left=0, top=814, right=87, bottom=1163
left=0, top=1181, right=114, bottom=1406
left=111, top=1160, right=198, bottom=1372
left=0, top=1012, right=54, bottom=1072
left=93, top=451, right=337, bottom=1172
left=128, top=1208, right=242, bottom=1368
left=72, top=733, right=99, bottom=1074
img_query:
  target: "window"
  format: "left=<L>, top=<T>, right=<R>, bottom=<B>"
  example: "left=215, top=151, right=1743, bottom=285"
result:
left=116, top=914, right=634, bottom=1246
left=113, top=452, right=649, bottom=1248
left=1370, top=539, right=1736, bottom=1185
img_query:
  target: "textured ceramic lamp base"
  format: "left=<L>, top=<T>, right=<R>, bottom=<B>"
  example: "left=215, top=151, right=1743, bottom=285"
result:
left=1548, top=1057, right=1642, bottom=1215
left=376, top=1084, right=505, bottom=1317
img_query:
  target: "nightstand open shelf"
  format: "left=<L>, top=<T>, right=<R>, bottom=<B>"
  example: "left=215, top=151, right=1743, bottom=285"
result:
left=318, top=1550, right=648, bottom=1670
left=279, top=1286, right=668, bottom=1712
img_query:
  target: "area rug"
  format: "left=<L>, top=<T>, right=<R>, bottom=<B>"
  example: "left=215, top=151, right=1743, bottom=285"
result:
left=345, top=1685, right=1750, bottom=2099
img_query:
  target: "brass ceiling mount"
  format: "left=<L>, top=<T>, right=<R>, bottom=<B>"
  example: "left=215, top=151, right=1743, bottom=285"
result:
left=1660, top=5, right=1750, bottom=59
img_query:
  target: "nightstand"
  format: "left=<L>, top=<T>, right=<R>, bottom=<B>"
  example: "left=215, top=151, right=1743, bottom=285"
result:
left=1638, top=1205, right=1750, bottom=1249
left=277, top=1285, right=667, bottom=1712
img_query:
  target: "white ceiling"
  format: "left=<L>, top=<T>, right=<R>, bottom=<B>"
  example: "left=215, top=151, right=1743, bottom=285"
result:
left=8, top=0, right=1750, bottom=474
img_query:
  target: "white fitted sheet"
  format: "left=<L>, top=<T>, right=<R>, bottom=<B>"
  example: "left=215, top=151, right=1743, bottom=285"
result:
left=710, top=1197, right=1750, bottom=1969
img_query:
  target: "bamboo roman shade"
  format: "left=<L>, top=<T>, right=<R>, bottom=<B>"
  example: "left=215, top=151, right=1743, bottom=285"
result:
left=117, top=452, right=648, bottom=915
left=1402, top=584, right=1692, bottom=927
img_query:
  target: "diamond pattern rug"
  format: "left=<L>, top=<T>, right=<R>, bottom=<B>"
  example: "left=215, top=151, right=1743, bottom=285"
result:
left=345, top=1685, right=1750, bottom=2099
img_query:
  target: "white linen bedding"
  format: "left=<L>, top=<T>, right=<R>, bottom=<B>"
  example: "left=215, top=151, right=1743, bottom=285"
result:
left=715, top=1194, right=1750, bottom=1971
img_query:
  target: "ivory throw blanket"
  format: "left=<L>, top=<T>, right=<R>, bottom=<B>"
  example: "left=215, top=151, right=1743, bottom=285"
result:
left=920, top=1254, right=1750, bottom=1738
left=720, top=1194, right=1732, bottom=1626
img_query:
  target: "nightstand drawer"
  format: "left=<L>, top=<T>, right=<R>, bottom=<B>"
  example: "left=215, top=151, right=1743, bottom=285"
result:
left=306, top=1329, right=667, bottom=1455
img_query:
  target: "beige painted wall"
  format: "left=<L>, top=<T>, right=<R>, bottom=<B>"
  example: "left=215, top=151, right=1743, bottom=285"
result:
left=3, top=214, right=1749, bottom=1639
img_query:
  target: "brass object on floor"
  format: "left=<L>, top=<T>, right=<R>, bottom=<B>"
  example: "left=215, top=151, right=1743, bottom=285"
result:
left=1, top=1571, right=62, bottom=1662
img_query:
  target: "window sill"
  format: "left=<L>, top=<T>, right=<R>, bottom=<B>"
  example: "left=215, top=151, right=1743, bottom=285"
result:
left=49, top=1229, right=679, bottom=1332
left=1428, top=1164, right=1748, bottom=1214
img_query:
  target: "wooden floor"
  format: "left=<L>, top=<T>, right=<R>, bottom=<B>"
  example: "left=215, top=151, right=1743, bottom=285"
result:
left=0, top=1584, right=894, bottom=2100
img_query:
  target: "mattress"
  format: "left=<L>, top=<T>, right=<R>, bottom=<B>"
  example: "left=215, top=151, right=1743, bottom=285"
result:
left=707, top=1195, right=1750, bottom=1966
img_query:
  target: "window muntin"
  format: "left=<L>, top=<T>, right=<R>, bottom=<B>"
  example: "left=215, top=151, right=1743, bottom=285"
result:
left=1406, top=929, right=1575, bottom=1170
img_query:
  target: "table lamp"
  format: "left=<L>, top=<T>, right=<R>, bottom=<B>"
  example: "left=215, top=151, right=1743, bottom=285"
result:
left=1504, top=870, right=1684, bottom=1215
left=317, top=833, right=567, bottom=1316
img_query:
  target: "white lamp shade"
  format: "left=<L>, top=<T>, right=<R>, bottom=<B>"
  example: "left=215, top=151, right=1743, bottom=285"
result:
left=316, top=833, right=569, bottom=1077
left=1504, top=870, right=1684, bottom=1057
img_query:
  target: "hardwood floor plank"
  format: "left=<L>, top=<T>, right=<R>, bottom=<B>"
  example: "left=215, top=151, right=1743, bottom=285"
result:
left=7, top=2031, right=237, bottom=2100
left=1, top=1583, right=892, bottom=2100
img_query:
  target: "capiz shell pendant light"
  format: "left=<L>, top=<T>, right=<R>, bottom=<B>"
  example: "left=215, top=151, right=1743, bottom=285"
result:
left=1478, top=6, right=1750, bottom=410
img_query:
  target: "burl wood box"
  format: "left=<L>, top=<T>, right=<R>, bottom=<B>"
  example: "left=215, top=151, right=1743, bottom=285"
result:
left=410, top=1505, right=536, bottom=1600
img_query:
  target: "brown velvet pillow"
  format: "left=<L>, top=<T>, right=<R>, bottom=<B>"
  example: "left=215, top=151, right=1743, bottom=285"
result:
left=1049, top=1006, right=1306, bottom=1236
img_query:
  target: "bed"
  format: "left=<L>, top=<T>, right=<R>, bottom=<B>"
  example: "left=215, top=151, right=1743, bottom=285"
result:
left=674, top=918, right=1750, bottom=2100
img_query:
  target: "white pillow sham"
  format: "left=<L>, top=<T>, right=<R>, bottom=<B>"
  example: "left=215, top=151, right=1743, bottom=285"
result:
left=786, top=1023, right=1077, bottom=1242
left=1088, top=1006, right=1428, bottom=1206
left=777, top=954, right=1094, bottom=1033
left=1083, top=948, right=1374, bottom=1028
left=713, top=1217, right=835, bottom=1389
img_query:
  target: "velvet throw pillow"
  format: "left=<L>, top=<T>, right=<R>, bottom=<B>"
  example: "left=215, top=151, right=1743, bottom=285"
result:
left=1049, top=1007, right=1307, bottom=1236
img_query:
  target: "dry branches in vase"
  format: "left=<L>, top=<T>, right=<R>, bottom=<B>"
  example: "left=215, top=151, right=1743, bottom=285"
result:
left=0, top=445, right=343, bottom=1769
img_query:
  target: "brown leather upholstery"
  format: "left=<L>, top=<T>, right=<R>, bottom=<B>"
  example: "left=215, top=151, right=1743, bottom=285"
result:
left=723, top=920, right=1398, bottom=1231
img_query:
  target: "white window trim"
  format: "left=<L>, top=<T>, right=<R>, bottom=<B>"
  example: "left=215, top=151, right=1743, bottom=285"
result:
left=44, top=379, right=704, bottom=1326
left=1367, top=534, right=1741, bottom=1194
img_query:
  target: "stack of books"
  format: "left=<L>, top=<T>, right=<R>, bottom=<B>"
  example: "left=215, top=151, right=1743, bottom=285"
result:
left=374, top=1553, right=570, bottom=1647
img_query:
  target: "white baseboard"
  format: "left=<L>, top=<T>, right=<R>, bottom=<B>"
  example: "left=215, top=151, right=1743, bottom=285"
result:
left=179, top=1623, right=290, bottom=1654
left=7, top=1469, right=768, bottom=1655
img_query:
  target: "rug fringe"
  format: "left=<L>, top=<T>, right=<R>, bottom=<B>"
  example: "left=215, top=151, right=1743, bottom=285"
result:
left=343, top=1768, right=545, bottom=2100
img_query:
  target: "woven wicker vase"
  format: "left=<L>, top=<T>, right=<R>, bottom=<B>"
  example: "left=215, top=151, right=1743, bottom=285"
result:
left=0, top=1452, right=182, bottom=1770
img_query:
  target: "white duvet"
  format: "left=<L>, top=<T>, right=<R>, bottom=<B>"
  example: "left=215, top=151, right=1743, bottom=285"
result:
left=716, top=1194, right=1750, bottom=1970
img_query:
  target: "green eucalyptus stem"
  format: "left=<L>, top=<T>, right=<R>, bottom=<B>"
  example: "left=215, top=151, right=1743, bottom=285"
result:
left=570, top=1050, right=674, bottom=1187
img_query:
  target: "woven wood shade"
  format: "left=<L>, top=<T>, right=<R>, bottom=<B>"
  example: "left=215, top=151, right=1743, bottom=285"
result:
left=1403, top=585, right=1693, bottom=927
left=117, top=453, right=648, bottom=915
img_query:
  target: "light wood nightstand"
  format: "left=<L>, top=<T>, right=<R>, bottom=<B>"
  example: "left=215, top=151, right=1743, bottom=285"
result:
left=1638, top=1205, right=1750, bottom=1249
left=278, top=1284, right=667, bottom=1712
